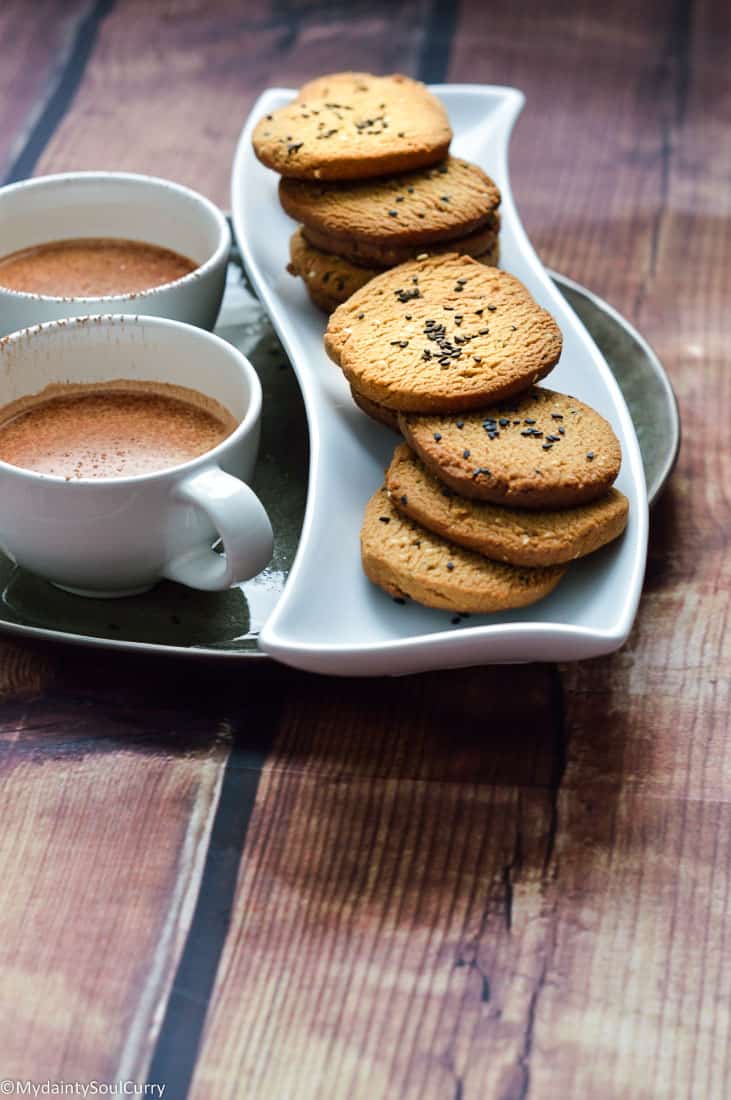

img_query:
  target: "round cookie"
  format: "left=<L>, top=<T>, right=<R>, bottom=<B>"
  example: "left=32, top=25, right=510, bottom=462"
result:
left=302, top=216, right=500, bottom=268
left=325, top=254, right=562, bottom=412
left=386, top=443, right=629, bottom=565
left=252, top=72, right=452, bottom=180
left=279, top=156, right=500, bottom=263
left=350, top=386, right=401, bottom=432
left=289, top=228, right=500, bottom=312
left=361, top=488, right=566, bottom=612
left=399, top=387, right=622, bottom=509
left=288, top=228, right=378, bottom=312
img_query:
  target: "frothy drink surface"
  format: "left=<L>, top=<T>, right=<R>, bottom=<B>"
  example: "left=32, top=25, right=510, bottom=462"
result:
left=0, top=381, right=237, bottom=479
left=0, top=238, right=197, bottom=297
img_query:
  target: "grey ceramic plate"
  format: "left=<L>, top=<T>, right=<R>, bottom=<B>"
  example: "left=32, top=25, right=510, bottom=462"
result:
left=0, top=245, right=679, bottom=659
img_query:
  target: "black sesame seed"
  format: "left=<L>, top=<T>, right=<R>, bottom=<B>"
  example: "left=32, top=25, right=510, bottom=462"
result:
left=587, top=452, right=595, bottom=460
left=407, top=186, right=414, bottom=193
left=542, top=443, right=553, bottom=450
left=463, top=449, right=471, bottom=458
left=478, top=327, right=489, bottom=335
left=433, top=432, right=442, bottom=441
left=379, top=516, right=390, bottom=523
left=524, top=418, right=536, bottom=425
left=357, top=312, right=365, bottom=319
left=405, top=313, right=412, bottom=320
left=499, top=418, right=509, bottom=427
left=487, top=304, right=497, bottom=311
left=388, top=210, right=398, bottom=217
left=551, top=412, right=564, bottom=419
left=395, top=195, right=404, bottom=203
left=400, top=495, right=408, bottom=505
left=456, top=420, right=464, bottom=429
left=558, top=427, right=565, bottom=435
left=441, top=195, right=450, bottom=202
left=446, top=562, right=454, bottom=571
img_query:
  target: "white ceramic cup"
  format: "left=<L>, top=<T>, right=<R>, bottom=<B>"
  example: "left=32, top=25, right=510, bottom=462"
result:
left=0, top=171, right=230, bottom=336
left=0, top=315, right=273, bottom=597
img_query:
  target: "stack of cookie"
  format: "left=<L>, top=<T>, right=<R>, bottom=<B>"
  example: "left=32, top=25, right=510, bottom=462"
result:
left=325, top=253, right=629, bottom=614
left=252, top=71, right=501, bottom=312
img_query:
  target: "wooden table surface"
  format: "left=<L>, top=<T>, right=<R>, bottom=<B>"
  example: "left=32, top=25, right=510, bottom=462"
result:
left=0, top=2, right=728, bottom=1098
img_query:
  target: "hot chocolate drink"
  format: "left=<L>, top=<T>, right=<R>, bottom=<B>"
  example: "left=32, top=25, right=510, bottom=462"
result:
left=0, top=237, right=197, bottom=297
left=0, top=380, right=237, bottom=479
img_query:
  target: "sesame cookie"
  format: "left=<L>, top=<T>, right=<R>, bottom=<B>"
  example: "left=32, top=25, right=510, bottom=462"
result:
left=399, top=387, right=622, bottom=509
left=289, top=228, right=500, bottom=312
left=279, top=156, right=500, bottom=263
left=288, top=228, right=378, bottom=312
left=386, top=443, right=629, bottom=565
left=252, top=72, right=452, bottom=180
left=350, top=386, right=401, bottom=432
left=325, top=254, right=562, bottom=412
left=302, top=216, right=500, bottom=268
left=361, top=488, right=566, bottom=612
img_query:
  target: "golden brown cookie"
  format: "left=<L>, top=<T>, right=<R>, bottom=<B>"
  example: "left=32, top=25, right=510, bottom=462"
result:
left=302, top=216, right=500, bottom=268
left=288, top=228, right=377, bottom=312
left=399, top=387, right=622, bottom=509
left=350, top=386, right=401, bottom=431
left=252, top=72, right=452, bottom=180
left=279, top=156, right=500, bottom=263
left=385, top=443, right=629, bottom=565
left=361, top=488, right=566, bottom=612
left=325, top=254, right=562, bottom=412
left=289, top=227, right=500, bottom=312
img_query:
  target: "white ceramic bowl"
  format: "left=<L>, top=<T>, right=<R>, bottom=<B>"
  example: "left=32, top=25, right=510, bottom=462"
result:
left=0, top=171, right=230, bottom=335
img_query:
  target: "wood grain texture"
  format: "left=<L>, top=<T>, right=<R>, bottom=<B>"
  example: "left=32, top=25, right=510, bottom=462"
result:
left=0, top=0, right=91, bottom=180
left=189, top=666, right=563, bottom=1100
left=34, top=0, right=439, bottom=205
left=0, top=1, right=729, bottom=1097
left=0, top=665, right=234, bottom=1083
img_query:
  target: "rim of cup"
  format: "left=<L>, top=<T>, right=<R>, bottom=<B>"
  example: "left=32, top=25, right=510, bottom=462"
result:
left=0, top=171, right=230, bottom=304
left=0, top=313, right=262, bottom=486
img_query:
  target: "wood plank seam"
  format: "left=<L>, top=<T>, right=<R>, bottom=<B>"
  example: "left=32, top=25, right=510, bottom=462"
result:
left=3, top=0, right=116, bottom=185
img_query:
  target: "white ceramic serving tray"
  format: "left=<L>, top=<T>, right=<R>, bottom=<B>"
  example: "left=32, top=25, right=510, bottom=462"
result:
left=232, top=85, right=648, bottom=676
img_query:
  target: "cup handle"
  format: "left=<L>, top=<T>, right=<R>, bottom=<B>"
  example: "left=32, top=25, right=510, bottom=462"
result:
left=161, top=467, right=273, bottom=590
